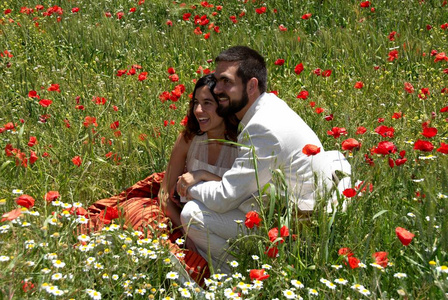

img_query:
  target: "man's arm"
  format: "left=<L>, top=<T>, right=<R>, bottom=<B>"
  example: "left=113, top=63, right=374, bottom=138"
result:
left=188, top=127, right=280, bottom=213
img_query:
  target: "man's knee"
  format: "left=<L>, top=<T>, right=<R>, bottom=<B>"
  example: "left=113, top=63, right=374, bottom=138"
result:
left=180, top=201, right=201, bottom=227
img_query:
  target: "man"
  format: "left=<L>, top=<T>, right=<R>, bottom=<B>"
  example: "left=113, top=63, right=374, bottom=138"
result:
left=179, top=46, right=334, bottom=272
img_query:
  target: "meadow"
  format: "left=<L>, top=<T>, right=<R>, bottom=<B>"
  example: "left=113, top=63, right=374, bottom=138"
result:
left=1, top=0, right=448, bottom=298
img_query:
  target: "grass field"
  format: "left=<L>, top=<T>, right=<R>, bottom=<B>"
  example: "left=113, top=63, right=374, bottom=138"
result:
left=1, top=0, right=448, bottom=299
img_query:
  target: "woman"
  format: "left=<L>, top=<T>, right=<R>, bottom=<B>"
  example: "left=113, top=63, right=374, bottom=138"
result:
left=160, top=74, right=238, bottom=231
left=85, top=74, right=238, bottom=284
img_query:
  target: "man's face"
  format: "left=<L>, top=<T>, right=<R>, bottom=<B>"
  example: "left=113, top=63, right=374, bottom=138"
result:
left=213, top=61, right=249, bottom=119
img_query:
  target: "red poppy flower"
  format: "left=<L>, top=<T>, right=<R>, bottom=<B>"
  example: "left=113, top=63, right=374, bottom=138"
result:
left=169, top=74, right=179, bottom=82
left=265, top=246, right=279, bottom=258
left=395, top=227, right=414, bottom=246
left=392, top=112, right=403, bottom=119
left=437, top=142, right=448, bottom=154
left=39, top=99, right=53, bottom=107
left=404, top=82, right=414, bottom=93
left=45, top=191, right=60, bottom=203
left=302, top=144, right=321, bottom=156
left=414, top=139, right=434, bottom=152
left=83, top=116, right=98, bottom=127
left=47, top=83, right=60, bottom=92
left=69, top=207, right=88, bottom=216
left=324, top=114, right=334, bottom=121
left=109, top=121, right=119, bottom=130
left=341, top=138, right=361, bottom=151
left=294, top=63, right=304, bottom=75
left=374, top=125, right=394, bottom=138
left=274, top=59, right=285, bottom=66
left=138, top=72, right=148, bottom=81
left=313, top=68, right=321, bottom=76
left=127, top=68, right=136, bottom=75
left=92, top=96, right=106, bottom=105
left=338, top=247, right=353, bottom=256
left=360, top=1, right=370, bottom=7
left=268, top=226, right=289, bottom=244
left=167, top=67, right=176, bottom=74
left=327, top=127, right=347, bottom=138
left=116, top=69, right=127, bottom=77
left=321, top=69, right=332, bottom=77
left=373, top=141, right=397, bottom=155
left=28, top=90, right=39, bottom=98
left=388, top=49, right=398, bottom=61
left=315, top=107, right=324, bottom=114
left=29, top=150, right=38, bottom=165
left=72, top=155, right=82, bottom=167
left=301, top=13, right=312, bottom=19
left=342, top=188, right=356, bottom=198
left=296, top=90, right=309, bottom=99
left=245, top=211, right=261, bottom=229
left=373, top=251, right=388, bottom=267
left=28, top=136, right=37, bottom=147
left=255, top=7, right=267, bottom=14
left=356, top=126, right=367, bottom=135
left=388, top=31, right=397, bottom=41
left=250, top=269, right=269, bottom=281
left=16, top=194, right=35, bottom=209
left=348, top=256, right=360, bottom=269
left=1, top=208, right=22, bottom=222
left=354, top=81, right=364, bottom=89
left=434, top=52, right=448, bottom=63
left=418, top=88, right=430, bottom=99
left=422, top=127, right=437, bottom=138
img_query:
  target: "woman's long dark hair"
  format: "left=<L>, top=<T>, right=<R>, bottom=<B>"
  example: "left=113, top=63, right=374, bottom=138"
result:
left=183, top=74, right=238, bottom=142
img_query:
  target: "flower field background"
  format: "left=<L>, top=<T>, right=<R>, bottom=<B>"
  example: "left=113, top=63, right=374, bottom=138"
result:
left=1, top=0, right=448, bottom=299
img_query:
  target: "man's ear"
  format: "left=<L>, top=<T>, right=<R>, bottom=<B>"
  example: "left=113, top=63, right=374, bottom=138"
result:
left=247, top=78, right=259, bottom=95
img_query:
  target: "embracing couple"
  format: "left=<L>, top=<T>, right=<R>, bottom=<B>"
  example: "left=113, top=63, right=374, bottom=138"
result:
left=159, top=46, right=335, bottom=273
left=87, top=45, right=346, bottom=280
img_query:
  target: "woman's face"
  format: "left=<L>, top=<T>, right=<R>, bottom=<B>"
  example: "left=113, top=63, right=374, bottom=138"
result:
left=193, top=86, right=226, bottom=135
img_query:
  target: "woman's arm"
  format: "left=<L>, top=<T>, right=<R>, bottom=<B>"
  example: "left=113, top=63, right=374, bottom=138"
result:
left=176, top=170, right=221, bottom=197
left=159, top=132, right=190, bottom=229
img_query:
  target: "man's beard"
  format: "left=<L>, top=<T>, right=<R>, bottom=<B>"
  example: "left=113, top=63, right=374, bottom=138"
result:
left=217, top=88, right=249, bottom=118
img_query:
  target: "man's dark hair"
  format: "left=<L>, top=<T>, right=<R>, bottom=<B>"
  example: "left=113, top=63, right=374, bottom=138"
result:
left=215, top=46, right=267, bottom=93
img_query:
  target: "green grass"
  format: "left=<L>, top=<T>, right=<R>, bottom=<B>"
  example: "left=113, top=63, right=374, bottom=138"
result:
left=1, top=0, right=448, bottom=299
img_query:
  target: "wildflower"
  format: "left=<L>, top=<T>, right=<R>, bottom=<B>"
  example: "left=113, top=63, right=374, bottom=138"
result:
left=291, top=279, right=304, bottom=288
left=178, top=288, right=191, bottom=298
left=78, top=234, right=91, bottom=242
left=331, top=264, right=342, bottom=269
left=112, top=274, right=119, bottom=280
left=437, top=265, right=448, bottom=273
left=166, top=271, right=179, bottom=280
left=230, top=260, right=239, bottom=268
left=394, top=272, right=407, bottom=278
left=135, top=288, right=146, bottom=295
left=359, top=288, right=371, bottom=296
left=309, top=288, right=318, bottom=296
left=175, top=238, right=185, bottom=246
left=283, top=289, right=297, bottom=299
left=334, top=278, right=348, bottom=285
left=51, top=273, right=63, bottom=281
left=261, top=263, right=272, bottom=270
left=252, top=255, right=259, bottom=261
left=52, top=260, right=66, bottom=268
left=0, top=256, right=10, bottom=262
left=326, top=282, right=337, bottom=289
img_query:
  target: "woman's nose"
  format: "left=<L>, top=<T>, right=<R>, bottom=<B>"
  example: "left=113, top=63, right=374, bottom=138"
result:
left=195, top=104, right=203, bottom=113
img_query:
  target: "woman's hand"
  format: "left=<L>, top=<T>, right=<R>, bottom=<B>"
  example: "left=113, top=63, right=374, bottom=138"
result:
left=176, top=171, right=202, bottom=197
left=177, top=170, right=222, bottom=197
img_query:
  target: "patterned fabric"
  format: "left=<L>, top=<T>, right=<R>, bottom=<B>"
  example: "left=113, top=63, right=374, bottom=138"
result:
left=83, top=172, right=210, bottom=285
